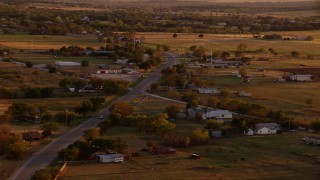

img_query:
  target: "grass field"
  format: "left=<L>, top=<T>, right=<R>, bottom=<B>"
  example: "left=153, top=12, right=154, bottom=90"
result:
left=140, top=31, right=320, bottom=56
left=60, top=126, right=320, bottom=180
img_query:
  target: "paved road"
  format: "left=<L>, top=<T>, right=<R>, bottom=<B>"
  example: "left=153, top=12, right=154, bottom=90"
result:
left=10, top=53, right=177, bottom=180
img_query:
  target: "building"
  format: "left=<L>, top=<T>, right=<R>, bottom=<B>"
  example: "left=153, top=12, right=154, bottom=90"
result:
left=211, top=130, right=223, bottom=138
left=304, top=136, right=320, bottom=145
left=98, top=154, right=124, bottom=163
left=255, top=123, right=280, bottom=135
left=244, top=128, right=254, bottom=136
left=202, top=109, right=233, bottom=120
left=187, top=106, right=206, bottom=118
left=22, top=131, right=42, bottom=141
left=55, top=61, right=80, bottom=66
left=197, top=88, right=220, bottom=94
left=116, top=59, right=129, bottom=65
left=290, top=74, right=313, bottom=82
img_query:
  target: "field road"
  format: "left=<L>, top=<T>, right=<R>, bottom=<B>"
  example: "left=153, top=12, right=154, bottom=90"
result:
left=10, top=52, right=177, bottom=180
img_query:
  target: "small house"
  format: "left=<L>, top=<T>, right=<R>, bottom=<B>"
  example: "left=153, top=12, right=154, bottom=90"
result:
left=98, top=154, right=124, bottom=163
left=255, top=123, right=280, bottom=135
left=303, top=136, right=320, bottom=145
left=202, top=109, right=233, bottom=120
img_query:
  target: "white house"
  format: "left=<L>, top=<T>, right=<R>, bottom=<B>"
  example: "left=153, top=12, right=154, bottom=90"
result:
left=55, top=61, right=81, bottom=66
left=255, top=123, right=280, bottom=135
left=197, top=88, right=220, bottom=94
left=116, top=59, right=129, bottom=65
left=290, top=74, right=313, bottom=82
left=98, top=154, right=124, bottom=163
left=202, top=109, right=233, bottom=120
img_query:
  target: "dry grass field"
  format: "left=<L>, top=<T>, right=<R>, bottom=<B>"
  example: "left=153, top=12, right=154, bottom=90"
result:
left=0, top=62, right=63, bottom=89
left=140, top=31, right=320, bottom=56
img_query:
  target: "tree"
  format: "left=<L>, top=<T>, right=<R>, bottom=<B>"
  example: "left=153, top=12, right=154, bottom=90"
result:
left=221, top=52, right=230, bottom=58
left=291, top=51, right=300, bottom=57
left=103, top=79, right=129, bottom=95
left=8, top=141, right=28, bottom=159
left=205, top=120, right=222, bottom=130
left=148, top=113, right=176, bottom=134
left=173, top=33, right=178, bottom=38
left=41, top=122, right=60, bottom=137
left=97, top=120, right=112, bottom=134
left=237, top=43, right=247, bottom=52
left=84, top=128, right=101, bottom=141
left=75, top=100, right=94, bottom=117
left=7, top=102, right=37, bottom=122
left=206, top=97, right=218, bottom=108
left=239, top=67, right=247, bottom=77
left=306, top=99, right=313, bottom=107
left=110, top=101, right=133, bottom=117
left=310, top=120, right=320, bottom=131
left=81, top=60, right=89, bottom=67
left=48, top=67, right=56, bottom=73
left=40, top=87, right=54, bottom=98
left=198, top=34, right=204, bottom=38
left=33, top=169, right=52, bottom=180
left=165, top=105, right=182, bottom=119
left=190, top=128, right=209, bottom=145
left=25, top=61, right=33, bottom=68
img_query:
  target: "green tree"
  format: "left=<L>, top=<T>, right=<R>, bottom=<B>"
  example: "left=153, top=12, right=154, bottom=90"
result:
left=25, top=61, right=33, bottom=68
left=110, top=101, right=133, bottom=117
left=205, top=120, right=222, bottom=130
left=311, top=120, right=320, bottom=131
left=291, top=51, right=300, bottom=57
left=237, top=43, right=247, bottom=52
left=7, top=102, right=37, bottom=122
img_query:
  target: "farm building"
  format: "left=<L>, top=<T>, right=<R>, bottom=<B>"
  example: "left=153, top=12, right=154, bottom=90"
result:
left=98, top=154, right=124, bottom=163
left=197, top=88, right=220, bottom=94
left=290, top=74, right=313, bottom=82
left=255, top=123, right=280, bottom=135
left=303, top=136, right=320, bottom=145
left=55, top=61, right=80, bottom=66
left=202, top=109, right=233, bottom=120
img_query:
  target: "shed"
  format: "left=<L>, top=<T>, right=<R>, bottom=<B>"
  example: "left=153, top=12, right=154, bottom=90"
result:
left=202, top=109, right=233, bottom=120
left=22, top=131, right=43, bottom=141
left=255, top=123, right=280, bottom=135
left=152, top=147, right=176, bottom=155
left=98, top=154, right=124, bottom=163
left=211, top=130, right=223, bottom=138
left=304, top=136, right=320, bottom=145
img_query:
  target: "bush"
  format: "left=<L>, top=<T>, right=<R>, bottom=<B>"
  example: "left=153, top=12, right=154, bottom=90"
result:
left=81, top=60, right=89, bottom=67
left=48, top=67, right=56, bottom=73
left=25, top=61, right=33, bottom=68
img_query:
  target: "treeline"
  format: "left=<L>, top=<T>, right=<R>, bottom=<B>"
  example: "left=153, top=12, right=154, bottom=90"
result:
left=1, top=2, right=319, bottom=35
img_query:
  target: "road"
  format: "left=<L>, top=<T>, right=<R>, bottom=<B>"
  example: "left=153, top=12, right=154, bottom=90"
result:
left=10, top=53, right=177, bottom=180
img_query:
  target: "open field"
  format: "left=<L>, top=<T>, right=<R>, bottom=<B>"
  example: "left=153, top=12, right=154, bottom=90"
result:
left=60, top=125, right=320, bottom=180
left=140, top=31, right=320, bottom=56
left=0, top=34, right=102, bottom=50
left=0, top=62, right=63, bottom=89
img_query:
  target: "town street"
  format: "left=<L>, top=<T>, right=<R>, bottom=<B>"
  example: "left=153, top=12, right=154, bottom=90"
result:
left=10, top=53, right=177, bottom=180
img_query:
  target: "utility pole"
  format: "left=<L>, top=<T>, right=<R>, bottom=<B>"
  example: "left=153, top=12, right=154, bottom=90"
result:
left=65, top=109, right=68, bottom=126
